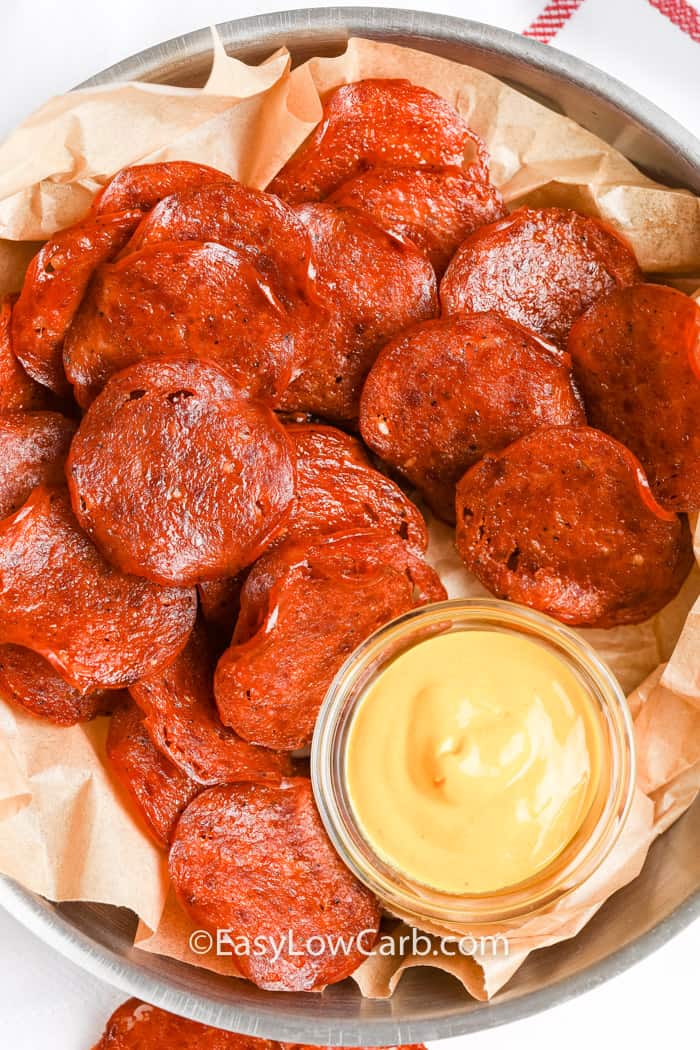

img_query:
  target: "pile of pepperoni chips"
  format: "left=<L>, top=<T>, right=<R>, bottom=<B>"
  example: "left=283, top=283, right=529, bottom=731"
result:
left=0, top=78, right=698, bottom=994
left=92, top=997, right=425, bottom=1050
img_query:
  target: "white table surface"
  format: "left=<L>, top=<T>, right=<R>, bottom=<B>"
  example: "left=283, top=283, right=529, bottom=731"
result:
left=0, top=0, right=698, bottom=1046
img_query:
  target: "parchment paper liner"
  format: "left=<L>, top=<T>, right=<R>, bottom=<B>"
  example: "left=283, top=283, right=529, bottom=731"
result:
left=0, top=31, right=699, bottom=1002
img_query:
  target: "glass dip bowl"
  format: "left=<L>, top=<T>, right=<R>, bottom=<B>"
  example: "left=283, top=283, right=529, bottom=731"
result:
left=311, top=598, right=636, bottom=930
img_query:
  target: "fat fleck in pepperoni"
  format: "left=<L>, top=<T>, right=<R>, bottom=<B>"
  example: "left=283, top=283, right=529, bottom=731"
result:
left=91, top=161, right=232, bottom=215
left=0, top=487, right=196, bottom=691
left=63, top=241, right=295, bottom=407
left=0, top=411, right=76, bottom=520
left=130, top=624, right=292, bottom=786
left=360, top=312, right=585, bottom=522
left=0, top=297, right=51, bottom=411
left=568, top=284, right=700, bottom=512
left=440, top=208, right=641, bottom=346
left=214, top=531, right=446, bottom=750
left=329, top=166, right=505, bottom=275
left=169, top=779, right=381, bottom=991
left=0, top=645, right=116, bottom=726
left=269, top=79, right=489, bottom=203
left=281, top=204, right=437, bottom=422
left=106, top=701, right=201, bottom=848
left=12, top=211, right=140, bottom=394
left=125, top=181, right=314, bottom=304
left=67, top=359, right=295, bottom=586
left=455, top=427, right=693, bottom=628
left=281, top=423, right=428, bottom=550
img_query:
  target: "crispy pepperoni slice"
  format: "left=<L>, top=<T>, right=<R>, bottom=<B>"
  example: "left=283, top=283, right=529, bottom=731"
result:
left=106, top=701, right=201, bottom=848
left=12, top=211, right=140, bottom=394
left=125, top=181, right=313, bottom=304
left=360, top=312, right=586, bottom=522
left=169, top=778, right=381, bottom=991
left=63, top=241, right=295, bottom=407
left=281, top=423, right=427, bottom=550
left=214, top=531, right=446, bottom=750
left=280, top=204, right=437, bottom=422
left=440, top=208, right=641, bottom=346
left=0, top=486, right=196, bottom=691
left=67, top=359, right=295, bottom=586
left=455, top=426, right=693, bottom=628
left=91, top=161, right=232, bottom=216
left=0, top=411, right=76, bottom=520
left=0, top=297, right=52, bottom=411
left=328, top=166, right=505, bottom=275
left=568, top=284, right=700, bottom=512
left=130, top=624, right=292, bottom=787
left=0, top=645, right=116, bottom=726
left=268, top=79, right=489, bottom=204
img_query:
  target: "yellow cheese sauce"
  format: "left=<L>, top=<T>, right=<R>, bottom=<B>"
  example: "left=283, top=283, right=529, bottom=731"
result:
left=345, top=630, right=604, bottom=895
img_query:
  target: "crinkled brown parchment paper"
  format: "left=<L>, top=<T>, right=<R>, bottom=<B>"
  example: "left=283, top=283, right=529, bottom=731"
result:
left=0, top=31, right=699, bottom=1002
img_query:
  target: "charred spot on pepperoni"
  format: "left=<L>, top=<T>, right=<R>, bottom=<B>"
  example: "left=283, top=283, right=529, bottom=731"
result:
left=214, top=531, right=446, bottom=750
left=169, top=779, right=381, bottom=991
left=440, top=207, right=641, bottom=346
left=568, top=283, right=700, bottom=512
left=67, top=358, right=295, bottom=587
left=360, top=312, right=585, bottom=522
left=455, top=426, right=693, bottom=628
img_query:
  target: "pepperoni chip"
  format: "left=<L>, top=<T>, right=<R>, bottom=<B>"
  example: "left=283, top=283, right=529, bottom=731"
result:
left=0, top=411, right=76, bottom=520
left=440, top=208, right=641, bottom=346
left=0, top=297, right=51, bottom=411
left=125, top=181, right=313, bottom=303
left=329, top=166, right=506, bottom=275
left=281, top=204, right=437, bottom=421
left=68, top=359, right=295, bottom=586
left=360, top=312, right=586, bottom=522
left=169, top=778, right=381, bottom=991
left=281, top=423, right=428, bottom=550
left=91, top=161, right=231, bottom=215
left=130, top=625, right=292, bottom=786
left=215, top=531, right=446, bottom=749
left=106, top=701, right=201, bottom=848
left=12, top=211, right=140, bottom=394
left=568, top=284, right=700, bottom=512
left=269, top=79, right=489, bottom=204
left=455, top=427, right=693, bottom=628
left=0, top=645, right=115, bottom=726
left=63, top=241, right=295, bottom=407
left=94, top=998, right=426, bottom=1050
left=0, top=487, right=196, bottom=691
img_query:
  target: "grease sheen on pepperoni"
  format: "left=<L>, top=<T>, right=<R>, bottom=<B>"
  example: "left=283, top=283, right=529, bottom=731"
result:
left=12, top=210, right=140, bottom=394
left=281, top=203, right=437, bottom=422
left=67, top=358, right=295, bottom=586
left=440, top=207, right=641, bottom=346
left=455, top=426, right=693, bottom=628
left=214, top=531, right=446, bottom=750
left=91, top=161, right=232, bottom=215
left=281, top=423, right=428, bottom=551
left=169, top=779, right=381, bottom=991
left=0, top=645, right=116, bottom=726
left=360, top=312, right=585, bottom=522
left=269, top=79, right=489, bottom=203
left=568, top=283, right=700, bottom=512
left=0, top=297, right=51, bottom=411
left=0, top=411, right=76, bottom=520
left=125, top=180, right=313, bottom=304
left=329, top=165, right=505, bottom=275
left=0, top=487, right=196, bottom=691
left=63, top=241, right=295, bottom=407
left=130, top=624, right=292, bottom=786
left=106, top=701, right=201, bottom=848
